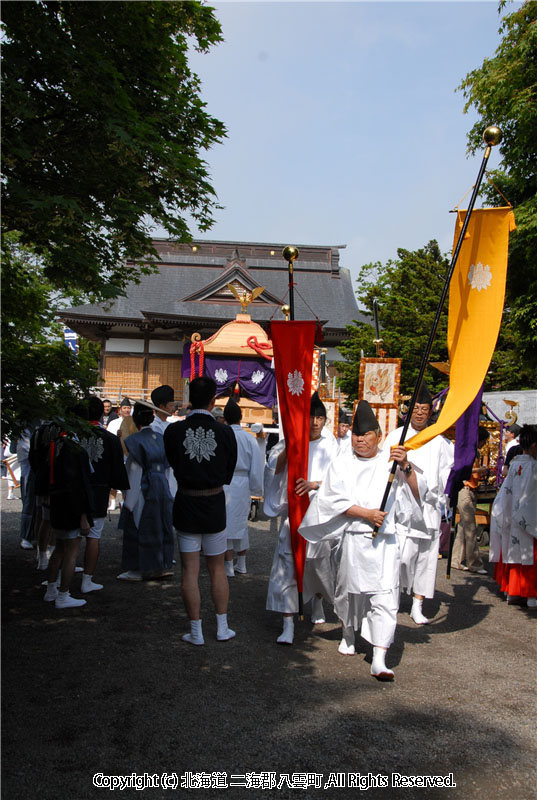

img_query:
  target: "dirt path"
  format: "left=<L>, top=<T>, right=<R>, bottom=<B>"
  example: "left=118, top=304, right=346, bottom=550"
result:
left=2, top=485, right=536, bottom=800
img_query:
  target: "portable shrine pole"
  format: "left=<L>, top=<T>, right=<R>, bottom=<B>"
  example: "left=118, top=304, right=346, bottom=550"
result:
left=373, top=125, right=502, bottom=537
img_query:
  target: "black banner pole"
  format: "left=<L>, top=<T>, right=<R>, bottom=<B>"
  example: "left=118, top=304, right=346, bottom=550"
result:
left=373, top=125, right=502, bottom=537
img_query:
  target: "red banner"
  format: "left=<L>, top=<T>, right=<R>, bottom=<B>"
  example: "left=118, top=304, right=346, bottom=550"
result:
left=270, top=321, right=317, bottom=592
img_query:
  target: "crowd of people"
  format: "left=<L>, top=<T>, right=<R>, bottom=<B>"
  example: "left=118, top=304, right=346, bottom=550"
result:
left=5, top=379, right=536, bottom=680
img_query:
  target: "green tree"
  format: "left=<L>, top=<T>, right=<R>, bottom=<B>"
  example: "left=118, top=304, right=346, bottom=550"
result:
left=1, top=0, right=225, bottom=297
left=337, top=242, right=451, bottom=400
left=1, top=235, right=100, bottom=436
left=1, top=1, right=226, bottom=435
left=458, top=1, right=537, bottom=374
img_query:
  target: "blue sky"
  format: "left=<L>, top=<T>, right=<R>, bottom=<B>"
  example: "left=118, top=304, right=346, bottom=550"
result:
left=173, top=1, right=519, bottom=292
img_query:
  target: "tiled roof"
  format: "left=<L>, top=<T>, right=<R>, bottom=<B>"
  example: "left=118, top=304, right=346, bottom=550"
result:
left=61, top=240, right=365, bottom=332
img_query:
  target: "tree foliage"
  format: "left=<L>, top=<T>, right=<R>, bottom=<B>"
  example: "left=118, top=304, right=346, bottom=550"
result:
left=458, top=1, right=537, bottom=370
left=339, top=3, right=537, bottom=402
left=1, top=0, right=226, bottom=298
left=1, top=234, right=100, bottom=436
left=337, top=235, right=537, bottom=402
left=337, top=242, right=451, bottom=400
left=1, top=1, right=226, bottom=435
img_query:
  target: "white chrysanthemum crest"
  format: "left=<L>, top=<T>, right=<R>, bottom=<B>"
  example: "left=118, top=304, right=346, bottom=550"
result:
left=468, top=262, right=492, bottom=292
left=287, top=370, right=304, bottom=396
left=184, top=427, right=217, bottom=463
left=80, top=436, right=104, bottom=464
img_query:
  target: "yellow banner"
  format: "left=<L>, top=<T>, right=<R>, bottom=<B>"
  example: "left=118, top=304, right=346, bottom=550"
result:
left=406, top=207, right=515, bottom=450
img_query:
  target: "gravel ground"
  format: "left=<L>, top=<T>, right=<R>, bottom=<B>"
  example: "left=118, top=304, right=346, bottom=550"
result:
left=2, top=481, right=536, bottom=800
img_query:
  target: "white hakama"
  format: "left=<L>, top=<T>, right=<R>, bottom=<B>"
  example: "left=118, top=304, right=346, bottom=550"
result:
left=300, top=448, right=424, bottom=647
left=224, top=425, right=264, bottom=551
left=383, top=426, right=453, bottom=598
left=265, top=435, right=338, bottom=613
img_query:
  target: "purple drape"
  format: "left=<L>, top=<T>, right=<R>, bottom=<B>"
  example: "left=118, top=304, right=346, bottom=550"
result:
left=182, top=344, right=276, bottom=408
left=445, top=384, right=484, bottom=506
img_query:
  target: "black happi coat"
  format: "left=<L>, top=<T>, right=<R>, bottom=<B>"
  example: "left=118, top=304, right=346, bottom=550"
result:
left=163, top=411, right=237, bottom=534
left=48, top=437, right=95, bottom=531
left=81, top=424, right=130, bottom=517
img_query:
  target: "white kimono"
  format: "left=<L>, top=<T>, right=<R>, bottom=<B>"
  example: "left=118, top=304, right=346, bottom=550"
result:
left=383, top=425, right=454, bottom=598
left=337, top=430, right=352, bottom=456
left=489, top=454, right=537, bottom=565
left=264, top=435, right=338, bottom=613
left=299, top=447, right=424, bottom=647
left=223, top=425, right=264, bottom=550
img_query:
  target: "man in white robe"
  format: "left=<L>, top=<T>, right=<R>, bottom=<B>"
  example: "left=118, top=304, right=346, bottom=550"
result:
left=264, top=392, right=338, bottom=644
left=300, top=400, right=424, bottom=681
left=336, top=409, right=352, bottom=456
left=383, top=385, right=454, bottom=625
left=222, top=400, right=264, bottom=577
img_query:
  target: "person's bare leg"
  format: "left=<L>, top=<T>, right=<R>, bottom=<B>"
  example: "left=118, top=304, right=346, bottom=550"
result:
left=180, top=551, right=204, bottom=644
left=206, top=553, right=228, bottom=614
left=181, top=551, right=201, bottom=618
left=59, top=538, right=82, bottom=593
left=47, top=539, right=63, bottom=584
left=84, top=538, right=99, bottom=576
left=207, top=553, right=235, bottom=640
left=81, top=537, right=104, bottom=592
left=44, top=539, right=63, bottom=600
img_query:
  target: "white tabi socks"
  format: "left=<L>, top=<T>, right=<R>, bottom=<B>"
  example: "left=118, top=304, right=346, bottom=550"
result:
left=44, top=582, right=59, bottom=602
left=276, top=616, right=294, bottom=645
left=311, top=596, right=326, bottom=624
left=410, top=596, right=430, bottom=625
left=182, top=619, right=205, bottom=646
left=338, top=626, right=355, bottom=656
left=235, top=555, right=247, bottom=574
left=371, top=646, right=394, bottom=682
left=216, top=613, right=236, bottom=641
left=81, top=573, right=103, bottom=593
left=225, top=560, right=235, bottom=578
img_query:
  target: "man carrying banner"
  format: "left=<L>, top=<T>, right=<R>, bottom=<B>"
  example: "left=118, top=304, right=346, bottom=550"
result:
left=300, top=400, right=424, bottom=681
left=264, top=392, right=338, bottom=644
left=383, top=383, right=454, bottom=624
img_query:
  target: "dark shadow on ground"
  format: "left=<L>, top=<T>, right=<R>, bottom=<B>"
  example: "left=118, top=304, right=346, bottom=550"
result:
left=2, top=496, right=536, bottom=800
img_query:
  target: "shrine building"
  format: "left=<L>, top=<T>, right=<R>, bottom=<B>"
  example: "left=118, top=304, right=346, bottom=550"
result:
left=59, top=239, right=364, bottom=405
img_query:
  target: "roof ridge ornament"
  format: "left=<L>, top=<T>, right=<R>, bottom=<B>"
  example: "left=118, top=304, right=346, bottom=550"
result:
left=226, top=283, right=265, bottom=313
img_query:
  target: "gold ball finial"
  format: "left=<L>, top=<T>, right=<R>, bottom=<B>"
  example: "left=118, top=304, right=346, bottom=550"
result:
left=282, top=245, right=299, bottom=263
left=483, top=125, right=502, bottom=147
left=281, top=304, right=291, bottom=320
